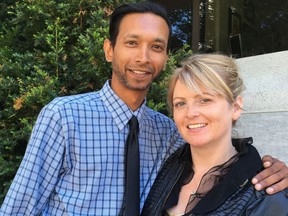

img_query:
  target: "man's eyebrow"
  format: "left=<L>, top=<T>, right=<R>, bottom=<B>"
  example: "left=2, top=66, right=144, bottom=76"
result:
left=125, top=34, right=139, bottom=39
left=154, top=38, right=167, bottom=45
left=124, top=34, right=167, bottom=44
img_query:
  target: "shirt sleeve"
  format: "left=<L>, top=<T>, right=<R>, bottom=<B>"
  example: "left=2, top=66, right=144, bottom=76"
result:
left=0, top=105, right=66, bottom=215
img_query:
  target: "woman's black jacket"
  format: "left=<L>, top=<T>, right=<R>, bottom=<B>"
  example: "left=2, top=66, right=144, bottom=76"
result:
left=141, top=138, right=288, bottom=215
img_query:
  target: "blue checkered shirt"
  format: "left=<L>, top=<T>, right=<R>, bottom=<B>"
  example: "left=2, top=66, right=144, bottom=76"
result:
left=0, top=80, right=183, bottom=215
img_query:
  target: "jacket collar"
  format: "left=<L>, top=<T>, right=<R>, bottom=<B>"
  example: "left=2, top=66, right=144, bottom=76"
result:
left=192, top=138, right=263, bottom=214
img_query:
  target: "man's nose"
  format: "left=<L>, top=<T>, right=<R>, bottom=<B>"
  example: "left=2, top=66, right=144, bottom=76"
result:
left=135, top=46, right=151, bottom=64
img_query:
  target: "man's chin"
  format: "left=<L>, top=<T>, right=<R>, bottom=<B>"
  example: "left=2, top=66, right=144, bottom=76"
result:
left=130, top=82, right=152, bottom=91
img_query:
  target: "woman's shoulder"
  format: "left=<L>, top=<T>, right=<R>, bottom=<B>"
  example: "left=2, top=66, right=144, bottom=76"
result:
left=157, top=143, right=189, bottom=177
left=247, top=188, right=288, bottom=215
left=141, top=144, right=190, bottom=216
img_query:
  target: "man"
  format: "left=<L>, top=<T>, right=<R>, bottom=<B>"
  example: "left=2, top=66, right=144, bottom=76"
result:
left=1, top=2, right=287, bottom=215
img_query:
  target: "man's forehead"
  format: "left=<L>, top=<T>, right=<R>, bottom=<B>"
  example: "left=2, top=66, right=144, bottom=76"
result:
left=118, top=13, right=169, bottom=38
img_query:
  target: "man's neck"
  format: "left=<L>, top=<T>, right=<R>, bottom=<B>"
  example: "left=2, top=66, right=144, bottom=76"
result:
left=110, top=80, right=147, bottom=111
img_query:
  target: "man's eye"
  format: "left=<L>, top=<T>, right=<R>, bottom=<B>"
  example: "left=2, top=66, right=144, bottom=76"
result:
left=126, top=41, right=137, bottom=46
left=153, top=45, right=164, bottom=50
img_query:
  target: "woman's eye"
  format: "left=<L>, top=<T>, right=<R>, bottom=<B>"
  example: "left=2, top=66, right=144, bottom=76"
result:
left=174, top=101, right=185, bottom=108
left=199, top=98, right=210, bottom=104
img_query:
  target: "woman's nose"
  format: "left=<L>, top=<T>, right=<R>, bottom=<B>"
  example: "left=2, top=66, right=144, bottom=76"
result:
left=186, top=105, right=200, bottom=118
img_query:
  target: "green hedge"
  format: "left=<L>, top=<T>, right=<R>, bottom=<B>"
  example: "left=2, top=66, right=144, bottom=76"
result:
left=0, top=0, right=191, bottom=204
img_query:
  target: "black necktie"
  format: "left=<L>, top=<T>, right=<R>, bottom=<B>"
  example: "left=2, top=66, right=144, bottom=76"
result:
left=124, top=115, right=140, bottom=216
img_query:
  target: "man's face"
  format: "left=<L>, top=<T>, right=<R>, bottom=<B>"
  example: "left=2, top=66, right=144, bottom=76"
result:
left=104, top=13, right=169, bottom=93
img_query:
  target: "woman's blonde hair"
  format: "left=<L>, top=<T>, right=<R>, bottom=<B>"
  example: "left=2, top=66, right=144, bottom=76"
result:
left=167, top=53, right=245, bottom=113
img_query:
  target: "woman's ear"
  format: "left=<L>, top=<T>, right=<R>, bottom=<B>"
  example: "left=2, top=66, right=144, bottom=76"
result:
left=103, top=39, right=113, bottom=62
left=232, top=96, right=243, bottom=121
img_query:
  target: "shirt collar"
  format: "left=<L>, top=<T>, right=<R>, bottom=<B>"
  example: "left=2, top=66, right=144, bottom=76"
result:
left=99, top=80, right=146, bottom=131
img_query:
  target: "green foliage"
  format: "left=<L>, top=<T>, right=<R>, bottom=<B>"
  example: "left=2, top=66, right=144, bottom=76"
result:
left=147, top=43, right=192, bottom=116
left=0, top=0, right=191, bottom=204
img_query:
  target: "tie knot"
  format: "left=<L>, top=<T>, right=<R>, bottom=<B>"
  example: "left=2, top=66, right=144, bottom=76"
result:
left=128, top=115, right=139, bottom=133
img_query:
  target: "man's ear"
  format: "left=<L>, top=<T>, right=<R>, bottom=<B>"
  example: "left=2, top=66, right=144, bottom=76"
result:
left=232, top=95, right=243, bottom=121
left=103, top=39, right=113, bottom=62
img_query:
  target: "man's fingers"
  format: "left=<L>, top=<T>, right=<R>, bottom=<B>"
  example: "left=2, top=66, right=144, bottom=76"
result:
left=265, top=177, right=288, bottom=194
left=253, top=155, right=288, bottom=194
left=255, top=157, right=285, bottom=183
left=262, top=155, right=274, bottom=168
left=253, top=170, right=282, bottom=189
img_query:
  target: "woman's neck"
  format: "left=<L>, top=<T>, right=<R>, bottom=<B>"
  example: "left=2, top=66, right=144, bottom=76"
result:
left=190, top=142, right=237, bottom=174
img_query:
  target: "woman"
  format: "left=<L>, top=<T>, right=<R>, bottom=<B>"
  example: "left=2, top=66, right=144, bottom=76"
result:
left=141, top=54, right=288, bottom=215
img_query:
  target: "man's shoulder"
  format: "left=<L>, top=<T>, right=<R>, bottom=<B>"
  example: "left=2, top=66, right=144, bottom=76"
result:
left=47, top=91, right=100, bottom=109
left=143, top=106, right=174, bottom=124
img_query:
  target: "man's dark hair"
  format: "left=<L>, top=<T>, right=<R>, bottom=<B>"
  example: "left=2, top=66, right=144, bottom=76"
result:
left=109, top=2, right=172, bottom=54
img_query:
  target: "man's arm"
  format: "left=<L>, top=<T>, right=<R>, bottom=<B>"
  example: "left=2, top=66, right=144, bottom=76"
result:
left=0, top=106, right=65, bottom=214
left=252, top=155, right=288, bottom=194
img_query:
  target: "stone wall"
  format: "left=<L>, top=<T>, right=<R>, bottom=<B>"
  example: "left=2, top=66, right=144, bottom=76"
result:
left=235, top=51, right=288, bottom=165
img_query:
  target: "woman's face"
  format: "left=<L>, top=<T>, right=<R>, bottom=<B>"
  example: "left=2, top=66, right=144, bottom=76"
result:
left=172, top=80, right=242, bottom=149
